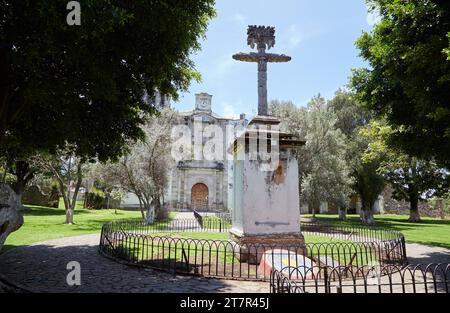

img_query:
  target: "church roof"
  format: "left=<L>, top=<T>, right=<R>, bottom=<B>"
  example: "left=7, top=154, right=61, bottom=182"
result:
left=179, top=109, right=245, bottom=121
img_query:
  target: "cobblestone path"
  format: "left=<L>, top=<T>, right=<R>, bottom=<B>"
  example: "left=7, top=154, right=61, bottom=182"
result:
left=0, top=234, right=269, bottom=293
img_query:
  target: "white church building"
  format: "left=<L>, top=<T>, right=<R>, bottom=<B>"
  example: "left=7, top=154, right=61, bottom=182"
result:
left=120, top=92, right=247, bottom=212
left=167, top=93, right=247, bottom=212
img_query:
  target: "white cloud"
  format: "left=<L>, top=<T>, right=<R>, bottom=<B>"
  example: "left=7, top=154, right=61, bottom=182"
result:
left=220, top=100, right=251, bottom=119
left=216, top=57, right=235, bottom=76
left=287, top=24, right=303, bottom=48
left=233, top=13, right=247, bottom=26
left=220, top=102, right=240, bottom=119
left=207, top=53, right=237, bottom=80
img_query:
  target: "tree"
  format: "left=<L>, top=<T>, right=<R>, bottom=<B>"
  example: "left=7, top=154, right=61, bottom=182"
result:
left=32, top=149, right=88, bottom=224
left=271, top=96, right=353, bottom=216
left=352, top=148, right=385, bottom=225
left=7, top=161, right=36, bottom=210
left=352, top=0, right=450, bottom=168
left=0, top=1, right=216, bottom=157
left=361, top=120, right=449, bottom=222
left=0, top=0, right=215, bottom=248
left=97, top=109, right=179, bottom=223
left=328, top=89, right=371, bottom=137
left=328, top=89, right=383, bottom=223
left=0, top=141, right=41, bottom=208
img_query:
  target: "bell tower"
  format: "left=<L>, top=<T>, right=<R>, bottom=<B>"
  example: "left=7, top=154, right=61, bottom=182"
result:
left=195, top=93, right=212, bottom=112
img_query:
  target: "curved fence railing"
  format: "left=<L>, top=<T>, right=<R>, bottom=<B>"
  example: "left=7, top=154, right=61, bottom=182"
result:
left=301, top=221, right=405, bottom=243
left=99, top=218, right=407, bottom=281
left=270, top=264, right=450, bottom=293
left=102, top=217, right=232, bottom=234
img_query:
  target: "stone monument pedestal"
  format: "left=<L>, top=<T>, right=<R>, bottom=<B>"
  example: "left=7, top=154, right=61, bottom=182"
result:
left=228, top=25, right=306, bottom=265
left=229, top=231, right=305, bottom=264
left=228, top=116, right=305, bottom=265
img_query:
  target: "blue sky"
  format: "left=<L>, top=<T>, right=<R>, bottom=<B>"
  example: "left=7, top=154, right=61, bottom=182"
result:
left=173, top=0, right=379, bottom=119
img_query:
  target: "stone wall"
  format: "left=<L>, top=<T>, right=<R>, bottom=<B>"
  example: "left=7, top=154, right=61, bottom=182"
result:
left=383, top=185, right=448, bottom=218
left=22, top=185, right=49, bottom=207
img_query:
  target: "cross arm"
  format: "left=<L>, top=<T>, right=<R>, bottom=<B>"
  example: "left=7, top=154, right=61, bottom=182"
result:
left=233, top=52, right=292, bottom=63
left=232, top=52, right=259, bottom=62
left=265, top=53, right=292, bottom=63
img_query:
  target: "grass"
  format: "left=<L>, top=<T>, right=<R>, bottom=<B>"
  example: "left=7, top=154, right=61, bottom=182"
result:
left=113, top=231, right=374, bottom=275
left=304, top=214, right=450, bottom=250
left=141, top=232, right=347, bottom=244
left=3, top=202, right=148, bottom=252
left=202, top=216, right=232, bottom=230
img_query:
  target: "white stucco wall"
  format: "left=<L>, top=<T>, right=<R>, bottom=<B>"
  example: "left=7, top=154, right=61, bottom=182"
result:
left=232, top=148, right=301, bottom=236
left=120, top=193, right=140, bottom=209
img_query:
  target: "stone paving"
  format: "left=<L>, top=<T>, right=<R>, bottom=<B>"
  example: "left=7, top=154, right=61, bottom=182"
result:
left=0, top=234, right=269, bottom=293
left=406, top=243, right=450, bottom=264
left=1, top=232, right=449, bottom=293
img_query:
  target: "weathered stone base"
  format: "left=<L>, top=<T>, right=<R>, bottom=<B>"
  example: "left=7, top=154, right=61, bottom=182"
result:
left=229, top=231, right=306, bottom=265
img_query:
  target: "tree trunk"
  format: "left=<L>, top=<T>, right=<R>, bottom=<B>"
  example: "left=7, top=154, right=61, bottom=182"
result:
left=11, top=182, right=25, bottom=211
left=360, top=201, right=374, bottom=225
left=408, top=192, right=421, bottom=223
left=437, top=199, right=445, bottom=220
left=360, top=209, right=374, bottom=225
left=338, top=206, right=347, bottom=221
left=146, top=205, right=155, bottom=225
left=142, top=197, right=155, bottom=225
left=0, top=183, right=24, bottom=251
left=137, top=196, right=146, bottom=220
left=10, top=161, right=35, bottom=211
left=65, top=207, right=74, bottom=224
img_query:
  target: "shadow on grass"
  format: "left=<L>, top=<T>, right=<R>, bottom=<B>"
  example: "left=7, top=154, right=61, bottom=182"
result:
left=0, top=245, right=18, bottom=254
left=310, top=216, right=450, bottom=227
left=20, top=206, right=64, bottom=216
left=308, top=215, right=450, bottom=250
left=377, top=218, right=450, bottom=226
left=21, top=205, right=138, bottom=218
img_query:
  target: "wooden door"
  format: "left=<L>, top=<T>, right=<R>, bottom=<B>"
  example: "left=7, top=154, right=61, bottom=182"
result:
left=191, top=183, right=208, bottom=210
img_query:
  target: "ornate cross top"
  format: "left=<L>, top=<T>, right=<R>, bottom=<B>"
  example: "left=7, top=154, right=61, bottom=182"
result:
left=247, top=25, right=275, bottom=51
left=233, top=25, right=291, bottom=116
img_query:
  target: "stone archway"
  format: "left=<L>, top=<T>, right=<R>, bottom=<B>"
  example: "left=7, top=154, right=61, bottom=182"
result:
left=191, top=183, right=208, bottom=211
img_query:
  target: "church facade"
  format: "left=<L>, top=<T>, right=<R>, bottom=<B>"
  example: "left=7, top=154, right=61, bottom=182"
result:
left=167, top=93, right=247, bottom=212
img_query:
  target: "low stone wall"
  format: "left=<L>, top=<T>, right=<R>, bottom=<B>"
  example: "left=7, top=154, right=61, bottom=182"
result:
left=22, top=185, right=49, bottom=207
left=383, top=198, right=448, bottom=219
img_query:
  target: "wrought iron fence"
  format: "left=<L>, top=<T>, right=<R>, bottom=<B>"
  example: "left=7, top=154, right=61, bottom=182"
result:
left=101, top=217, right=232, bottom=234
left=270, top=264, right=450, bottom=293
left=301, top=221, right=405, bottom=243
left=99, top=219, right=407, bottom=281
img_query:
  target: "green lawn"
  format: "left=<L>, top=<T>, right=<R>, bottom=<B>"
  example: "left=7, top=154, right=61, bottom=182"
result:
left=3, top=204, right=143, bottom=252
left=303, top=214, right=450, bottom=249
left=202, top=216, right=231, bottom=230
left=113, top=231, right=371, bottom=274
left=144, top=232, right=344, bottom=244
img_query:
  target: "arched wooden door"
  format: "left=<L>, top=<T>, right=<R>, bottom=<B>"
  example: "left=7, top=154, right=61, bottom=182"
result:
left=191, top=183, right=208, bottom=210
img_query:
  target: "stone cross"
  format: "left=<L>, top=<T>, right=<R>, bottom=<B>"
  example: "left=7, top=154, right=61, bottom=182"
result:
left=233, top=26, right=291, bottom=116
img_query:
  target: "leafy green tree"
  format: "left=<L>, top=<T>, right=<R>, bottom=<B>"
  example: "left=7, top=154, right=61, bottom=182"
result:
left=0, top=0, right=215, bottom=161
left=353, top=154, right=385, bottom=225
left=329, top=89, right=383, bottom=223
left=361, top=120, right=449, bottom=222
left=271, top=96, right=353, bottom=216
left=0, top=0, right=215, bottom=244
left=31, top=148, right=90, bottom=224
left=96, top=109, right=179, bottom=223
left=328, top=89, right=370, bottom=137
left=352, top=0, right=450, bottom=167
